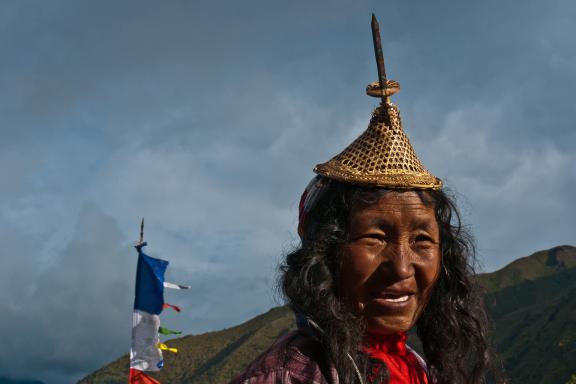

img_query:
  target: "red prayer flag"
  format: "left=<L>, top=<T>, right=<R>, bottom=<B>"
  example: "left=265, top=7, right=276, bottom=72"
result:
left=129, top=368, right=160, bottom=384
left=162, top=303, right=181, bottom=312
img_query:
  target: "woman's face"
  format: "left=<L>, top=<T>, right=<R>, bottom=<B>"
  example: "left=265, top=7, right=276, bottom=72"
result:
left=339, top=190, right=441, bottom=334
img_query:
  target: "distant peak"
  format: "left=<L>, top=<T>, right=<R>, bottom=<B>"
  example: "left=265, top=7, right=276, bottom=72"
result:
left=547, top=245, right=576, bottom=268
left=478, top=244, right=576, bottom=293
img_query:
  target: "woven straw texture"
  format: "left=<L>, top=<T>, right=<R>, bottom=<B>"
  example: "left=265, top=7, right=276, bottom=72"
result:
left=314, top=103, right=442, bottom=189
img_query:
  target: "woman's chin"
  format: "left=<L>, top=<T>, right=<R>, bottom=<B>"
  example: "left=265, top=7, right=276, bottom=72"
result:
left=365, top=316, right=414, bottom=335
left=363, top=300, right=418, bottom=334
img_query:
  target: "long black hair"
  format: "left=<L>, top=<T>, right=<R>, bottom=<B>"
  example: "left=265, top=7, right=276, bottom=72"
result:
left=280, top=181, right=504, bottom=383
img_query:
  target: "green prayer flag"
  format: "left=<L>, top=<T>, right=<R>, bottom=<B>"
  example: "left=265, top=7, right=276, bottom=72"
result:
left=159, top=326, right=182, bottom=336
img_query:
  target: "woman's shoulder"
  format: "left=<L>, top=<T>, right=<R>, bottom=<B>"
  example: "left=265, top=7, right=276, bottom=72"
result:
left=229, top=329, right=336, bottom=384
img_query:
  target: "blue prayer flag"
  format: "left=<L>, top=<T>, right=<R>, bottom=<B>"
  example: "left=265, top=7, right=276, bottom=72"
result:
left=134, top=247, right=169, bottom=315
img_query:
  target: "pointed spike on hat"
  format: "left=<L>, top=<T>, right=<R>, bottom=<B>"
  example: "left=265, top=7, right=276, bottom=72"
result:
left=313, top=15, right=442, bottom=190
left=371, top=13, right=388, bottom=103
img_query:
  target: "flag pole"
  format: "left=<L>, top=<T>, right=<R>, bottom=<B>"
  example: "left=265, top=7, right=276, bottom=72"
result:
left=136, top=218, right=145, bottom=251
left=139, top=218, right=144, bottom=246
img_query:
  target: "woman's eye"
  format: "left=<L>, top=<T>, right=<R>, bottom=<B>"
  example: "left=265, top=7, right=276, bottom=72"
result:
left=415, top=234, right=433, bottom=243
left=357, top=234, right=386, bottom=244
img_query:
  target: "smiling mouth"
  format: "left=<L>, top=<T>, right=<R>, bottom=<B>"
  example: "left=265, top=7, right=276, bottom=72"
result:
left=370, top=291, right=416, bottom=308
left=382, top=294, right=411, bottom=303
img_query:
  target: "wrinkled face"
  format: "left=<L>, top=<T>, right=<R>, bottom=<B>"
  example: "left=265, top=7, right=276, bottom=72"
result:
left=339, top=191, right=441, bottom=334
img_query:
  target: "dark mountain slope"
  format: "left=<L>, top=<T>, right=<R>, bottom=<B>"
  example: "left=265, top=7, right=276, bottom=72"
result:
left=486, top=267, right=576, bottom=384
left=0, top=379, right=44, bottom=384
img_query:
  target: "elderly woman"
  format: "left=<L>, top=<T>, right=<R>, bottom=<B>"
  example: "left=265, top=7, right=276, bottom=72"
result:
left=231, top=16, right=503, bottom=384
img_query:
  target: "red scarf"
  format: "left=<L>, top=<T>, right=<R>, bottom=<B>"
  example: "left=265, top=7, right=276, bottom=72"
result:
left=363, top=332, right=428, bottom=384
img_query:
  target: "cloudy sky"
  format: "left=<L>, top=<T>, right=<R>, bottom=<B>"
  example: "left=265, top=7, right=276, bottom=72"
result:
left=1, top=0, right=575, bottom=382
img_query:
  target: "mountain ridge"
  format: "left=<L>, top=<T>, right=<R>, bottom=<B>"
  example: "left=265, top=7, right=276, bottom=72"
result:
left=478, top=244, right=576, bottom=292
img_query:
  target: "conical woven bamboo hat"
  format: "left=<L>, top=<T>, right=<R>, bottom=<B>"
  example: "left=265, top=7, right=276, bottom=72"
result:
left=313, top=16, right=442, bottom=190
left=314, top=82, right=441, bottom=189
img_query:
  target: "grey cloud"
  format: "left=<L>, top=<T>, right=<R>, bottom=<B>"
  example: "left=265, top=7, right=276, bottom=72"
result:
left=0, top=203, right=133, bottom=382
left=413, top=98, right=576, bottom=268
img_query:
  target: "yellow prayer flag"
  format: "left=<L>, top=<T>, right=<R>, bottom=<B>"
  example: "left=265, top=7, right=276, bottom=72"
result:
left=157, top=343, right=178, bottom=353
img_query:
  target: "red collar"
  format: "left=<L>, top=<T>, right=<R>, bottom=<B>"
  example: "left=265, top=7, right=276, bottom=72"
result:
left=362, top=332, right=428, bottom=383
left=363, top=332, right=408, bottom=355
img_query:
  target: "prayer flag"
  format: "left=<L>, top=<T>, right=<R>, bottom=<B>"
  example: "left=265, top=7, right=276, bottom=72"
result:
left=157, top=343, right=178, bottom=353
left=129, top=368, right=160, bottom=384
left=163, top=281, right=191, bottom=290
left=159, top=326, right=182, bottom=336
left=128, top=231, right=190, bottom=384
left=130, top=244, right=168, bottom=373
left=135, top=251, right=169, bottom=315
left=162, top=303, right=181, bottom=312
left=130, top=310, right=163, bottom=371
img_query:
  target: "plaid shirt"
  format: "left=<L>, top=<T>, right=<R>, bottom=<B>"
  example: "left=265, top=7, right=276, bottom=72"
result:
left=229, top=320, right=429, bottom=384
left=229, top=329, right=340, bottom=384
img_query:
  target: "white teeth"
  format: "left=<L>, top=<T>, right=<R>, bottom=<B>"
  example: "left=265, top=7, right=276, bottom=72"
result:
left=384, top=295, right=409, bottom=303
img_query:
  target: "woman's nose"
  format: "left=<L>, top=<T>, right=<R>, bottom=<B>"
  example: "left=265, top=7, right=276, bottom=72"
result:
left=381, top=241, right=414, bottom=280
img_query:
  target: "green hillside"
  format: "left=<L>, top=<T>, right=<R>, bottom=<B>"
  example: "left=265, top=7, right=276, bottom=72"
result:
left=478, top=245, right=576, bottom=293
left=80, top=245, right=576, bottom=384
left=80, top=306, right=295, bottom=384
